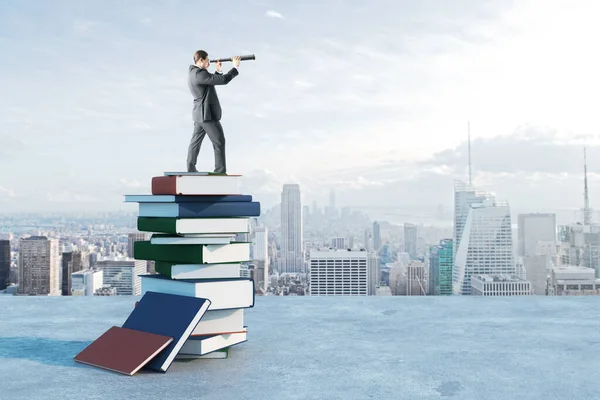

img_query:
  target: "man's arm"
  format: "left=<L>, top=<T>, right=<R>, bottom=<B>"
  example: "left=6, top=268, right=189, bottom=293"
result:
left=194, top=68, right=238, bottom=85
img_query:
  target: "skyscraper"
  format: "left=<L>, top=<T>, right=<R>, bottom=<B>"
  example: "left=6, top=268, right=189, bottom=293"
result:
left=0, top=240, right=10, bottom=291
left=404, top=223, right=417, bottom=259
left=18, top=236, right=61, bottom=296
left=279, top=184, right=303, bottom=274
left=429, top=239, right=453, bottom=295
left=453, top=199, right=515, bottom=295
left=373, top=221, right=381, bottom=251
left=518, top=213, right=556, bottom=256
left=453, top=180, right=494, bottom=263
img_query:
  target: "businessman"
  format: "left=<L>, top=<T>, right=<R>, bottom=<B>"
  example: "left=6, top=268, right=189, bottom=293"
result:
left=187, top=50, right=241, bottom=173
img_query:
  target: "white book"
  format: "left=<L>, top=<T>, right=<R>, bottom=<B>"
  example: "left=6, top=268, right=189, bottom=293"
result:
left=140, top=275, right=254, bottom=311
left=147, top=218, right=249, bottom=234
left=150, top=236, right=233, bottom=245
left=158, top=262, right=241, bottom=280
left=179, top=330, right=247, bottom=356
left=156, top=174, right=241, bottom=195
left=191, top=309, right=245, bottom=336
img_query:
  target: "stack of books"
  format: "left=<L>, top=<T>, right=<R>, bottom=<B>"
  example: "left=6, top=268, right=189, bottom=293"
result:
left=73, top=172, right=260, bottom=375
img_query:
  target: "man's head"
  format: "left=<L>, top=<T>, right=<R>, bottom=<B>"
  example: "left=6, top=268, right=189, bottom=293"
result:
left=193, top=50, right=210, bottom=69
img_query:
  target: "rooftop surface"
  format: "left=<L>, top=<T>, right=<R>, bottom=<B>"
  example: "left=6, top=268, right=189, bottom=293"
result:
left=1, top=295, right=600, bottom=399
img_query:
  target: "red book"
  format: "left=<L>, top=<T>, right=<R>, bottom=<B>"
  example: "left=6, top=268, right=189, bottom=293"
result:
left=74, top=326, right=173, bottom=376
left=151, top=174, right=241, bottom=195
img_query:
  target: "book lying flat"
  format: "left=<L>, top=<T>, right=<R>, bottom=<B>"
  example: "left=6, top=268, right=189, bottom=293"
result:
left=138, top=201, right=260, bottom=218
left=175, top=348, right=229, bottom=359
left=137, top=217, right=249, bottom=235
left=124, top=194, right=252, bottom=203
left=150, top=234, right=234, bottom=246
left=73, top=326, right=173, bottom=376
left=154, top=261, right=241, bottom=279
left=179, top=330, right=247, bottom=356
left=140, top=275, right=255, bottom=311
left=191, top=308, right=245, bottom=336
left=121, top=291, right=211, bottom=373
left=152, top=174, right=241, bottom=195
left=134, top=241, right=251, bottom=264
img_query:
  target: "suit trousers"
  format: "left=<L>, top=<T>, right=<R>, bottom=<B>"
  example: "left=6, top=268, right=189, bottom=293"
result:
left=186, top=121, right=226, bottom=173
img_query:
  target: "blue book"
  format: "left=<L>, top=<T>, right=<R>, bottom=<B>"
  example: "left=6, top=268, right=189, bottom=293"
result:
left=138, top=201, right=260, bottom=218
left=121, top=291, right=211, bottom=373
left=124, top=194, right=252, bottom=203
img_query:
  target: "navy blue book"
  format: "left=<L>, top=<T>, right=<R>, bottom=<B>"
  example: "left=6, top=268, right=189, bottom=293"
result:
left=137, top=201, right=260, bottom=218
left=121, top=291, right=211, bottom=373
left=124, top=194, right=252, bottom=203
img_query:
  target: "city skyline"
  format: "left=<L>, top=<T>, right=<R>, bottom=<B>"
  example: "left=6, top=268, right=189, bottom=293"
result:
left=2, top=1, right=600, bottom=214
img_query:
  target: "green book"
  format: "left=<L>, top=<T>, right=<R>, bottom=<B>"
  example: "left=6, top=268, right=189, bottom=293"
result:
left=137, top=217, right=249, bottom=235
left=154, top=261, right=241, bottom=280
left=134, top=241, right=250, bottom=264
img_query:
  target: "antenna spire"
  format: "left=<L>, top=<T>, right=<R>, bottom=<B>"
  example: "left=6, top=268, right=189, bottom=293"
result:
left=584, top=146, right=592, bottom=224
left=468, top=121, right=472, bottom=187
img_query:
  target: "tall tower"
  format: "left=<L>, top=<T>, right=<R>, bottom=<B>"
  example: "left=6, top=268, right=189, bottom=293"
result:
left=468, top=121, right=473, bottom=186
left=279, top=184, right=303, bottom=274
left=453, top=180, right=493, bottom=262
left=453, top=199, right=515, bottom=295
left=18, top=236, right=61, bottom=296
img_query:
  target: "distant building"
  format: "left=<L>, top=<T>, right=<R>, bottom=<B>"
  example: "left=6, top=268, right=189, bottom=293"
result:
left=471, top=274, right=532, bottom=296
left=404, top=223, right=417, bottom=259
left=373, top=221, right=381, bottom=251
left=367, top=253, right=380, bottom=295
left=279, top=184, right=303, bottom=274
left=95, top=259, right=146, bottom=295
left=309, top=249, right=368, bottom=296
left=429, top=239, right=453, bottom=295
left=330, top=237, right=345, bottom=249
left=71, top=269, right=103, bottom=296
left=518, top=213, right=556, bottom=256
left=406, top=261, right=427, bottom=295
left=18, top=236, right=61, bottom=296
left=61, top=251, right=83, bottom=296
left=547, top=266, right=600, bottom=295
left=453, top=199, right=515, bottom=295
left=0, top=240, right=9, bottom=291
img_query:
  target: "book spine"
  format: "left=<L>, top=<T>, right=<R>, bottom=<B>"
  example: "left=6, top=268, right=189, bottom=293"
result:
left=137, top=217, right=177, bottom=233
left=134, top=241, right=205, bottom=264
left=152, top=176, right=177, bottom=195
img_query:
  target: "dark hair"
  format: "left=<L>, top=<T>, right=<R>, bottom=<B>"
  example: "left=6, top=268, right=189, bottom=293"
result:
left=193, top=50, right=208, bottom=63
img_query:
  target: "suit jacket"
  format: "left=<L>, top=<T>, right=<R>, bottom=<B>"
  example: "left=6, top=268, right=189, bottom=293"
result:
left=188, top=65, right=239, bottom=122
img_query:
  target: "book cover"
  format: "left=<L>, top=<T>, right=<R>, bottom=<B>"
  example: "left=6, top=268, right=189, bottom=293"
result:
left=137, top=217, right=249, bottom=234
left=73, top=326, right=173, bottom=376
left=134, top=241, right=251, bottom=264
left=121, top=291, right=211, bottom=372
left=138, top=201, right=260, bottom=218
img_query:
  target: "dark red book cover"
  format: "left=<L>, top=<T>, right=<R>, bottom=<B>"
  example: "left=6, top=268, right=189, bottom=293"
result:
left=74, top=326, right=173, bottom=375
left=151, top=176, right=176, bottom=195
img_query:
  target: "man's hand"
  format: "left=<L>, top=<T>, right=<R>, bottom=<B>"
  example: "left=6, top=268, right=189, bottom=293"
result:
left=232, top=56, right=241, bottom=68
left=215, top=60, right=222, bottom=73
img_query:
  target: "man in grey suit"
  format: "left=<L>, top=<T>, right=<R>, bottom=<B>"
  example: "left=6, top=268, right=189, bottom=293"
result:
left=187, top=50, right=241, bottom=173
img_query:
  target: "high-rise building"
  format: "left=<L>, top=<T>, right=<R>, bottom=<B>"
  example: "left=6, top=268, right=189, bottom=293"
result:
left=518, top=213, right=556, bottom=256
left=61, top=250, right=84, bottom=295
left=453, top=199, right=515, bottom=295
left=0, top=240, right=10, bottom=291
left=470, top=274, right=533, bottom=296
left=18, top=236, right=61, bottom=296
left=406, top=261, right=427, bottom=295
left=429, top=239, right=453, bottom=295
left=331, top=237, right=345, bottom=249
left=71, top=269, right=104, bottom=296
left=453, top=180, right=493, bottom=262
left=367, top=253, right=380, bottom=295
left=373, top=221, right=381, bottom=251
left=404, top=223, right=417, bottom=259
left=279, top=184, right=303, bottom=274
left=95, top=260, right=146, bottom=295
left=309, top=249, right=368, bottom=296
left=253, top=226, right=269, bottom=275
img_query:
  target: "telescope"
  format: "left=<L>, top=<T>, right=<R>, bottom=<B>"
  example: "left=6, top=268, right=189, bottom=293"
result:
left=210, top=54, right=256, bottom=63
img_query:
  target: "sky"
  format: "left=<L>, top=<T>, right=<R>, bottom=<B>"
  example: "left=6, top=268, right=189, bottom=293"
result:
left=2, top=0, right=600, bottom=222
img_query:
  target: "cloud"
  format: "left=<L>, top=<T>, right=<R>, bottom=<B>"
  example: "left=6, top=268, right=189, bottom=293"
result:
left=265, top=10, right=284, bottom=19
left=0, top=186, right=16, bottom=198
